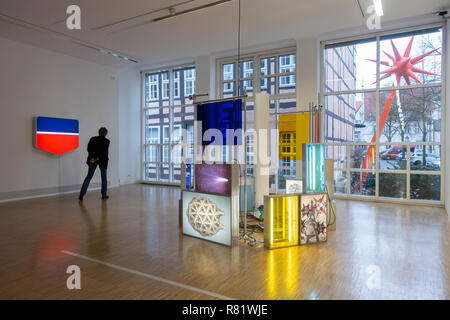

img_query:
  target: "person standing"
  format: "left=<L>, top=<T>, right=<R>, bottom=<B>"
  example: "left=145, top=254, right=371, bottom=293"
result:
left=79, top=127, right=110, bottom=200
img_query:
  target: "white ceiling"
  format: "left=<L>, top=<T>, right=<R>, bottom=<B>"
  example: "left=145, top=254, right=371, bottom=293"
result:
left=0, top=0, right=448, bottom=69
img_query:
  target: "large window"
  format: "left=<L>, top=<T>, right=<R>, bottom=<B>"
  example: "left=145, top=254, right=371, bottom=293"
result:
left=143, top=66, right=195, bottom=183
left=184, top=69, right=196, bottom=97
left=218, top=49, right=297, bottom=191
left=322, top=26, right=443, bottom=203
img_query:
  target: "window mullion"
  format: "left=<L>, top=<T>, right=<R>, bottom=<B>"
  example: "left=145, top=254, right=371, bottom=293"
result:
left=255, top=56, right=260, bottom=93
left=407, top=147, right=411, bottom=200
left=375, top=34, right=380, bottom=199
left=346, top=145, right=350, bottom=195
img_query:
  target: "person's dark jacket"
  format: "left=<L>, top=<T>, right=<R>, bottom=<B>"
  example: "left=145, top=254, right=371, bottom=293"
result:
left=86, top=136, right=110, bottom=169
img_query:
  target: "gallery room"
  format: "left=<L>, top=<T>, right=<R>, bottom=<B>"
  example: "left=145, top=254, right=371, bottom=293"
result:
left=0, top=0, right=449, bottom=303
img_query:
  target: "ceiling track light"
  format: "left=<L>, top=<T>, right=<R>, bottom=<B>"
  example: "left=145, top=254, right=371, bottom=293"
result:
left=93, top=0, right=196, bottom=30
left=0, top=12, right=138, bottom=63
left=73, top=42, right=138, bottom=63
left=168, top=7, right=176, bottom=15
left=152, top=0, right=232, bottom=23
left=373, top=0, right=384, bottom=17
left=0, top=15, right=41, bottom=32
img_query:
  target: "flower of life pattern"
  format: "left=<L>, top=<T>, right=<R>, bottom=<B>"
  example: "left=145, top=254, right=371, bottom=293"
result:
left=186, top=196, right=225, bottom=237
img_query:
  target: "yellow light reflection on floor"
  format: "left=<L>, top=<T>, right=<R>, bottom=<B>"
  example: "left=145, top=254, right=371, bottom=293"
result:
left=266, top=247, right=300, bottom=299
left=267, top=250, right=276, bottom=299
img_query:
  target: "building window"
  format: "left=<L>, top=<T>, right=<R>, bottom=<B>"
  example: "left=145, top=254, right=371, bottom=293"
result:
left=143, top=65, right=196, bottom=183
left=279, top=54, right=296, bottom=87
left=174, top=72, right=180, bottom=98
left=147, top=126, right=160, bottom=144
left=223, top=63, right=234, bottom=93
left=242, top=61, right=253, bottom=91
left=184, top=69, right=196, bottom=96
left=162, top=73, right=169, bottom=100
left=149, top=74, right=159, bottom=101
left=322, top=26, right=443, bottom=202
left=260, top=59, right=268, bottom=89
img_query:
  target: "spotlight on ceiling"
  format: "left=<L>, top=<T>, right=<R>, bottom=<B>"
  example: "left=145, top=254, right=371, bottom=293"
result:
left=373, top=0, right=384, bottom=17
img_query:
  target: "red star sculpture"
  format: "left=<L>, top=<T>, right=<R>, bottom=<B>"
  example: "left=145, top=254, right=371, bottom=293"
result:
left=359, top=37, right=440, bottom=183
left=368, top=36, right=440, bottom=86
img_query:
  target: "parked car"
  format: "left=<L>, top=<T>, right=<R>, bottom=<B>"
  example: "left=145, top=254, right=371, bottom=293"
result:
left=410, top=153, right=440, bottom=166
left=380, top=145, right=415, bottom=160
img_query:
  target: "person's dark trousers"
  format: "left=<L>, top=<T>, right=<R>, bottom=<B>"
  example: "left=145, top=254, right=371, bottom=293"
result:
left=79, top=163, right=108, bottom=198
left=100, top=166, right=107, bottom=197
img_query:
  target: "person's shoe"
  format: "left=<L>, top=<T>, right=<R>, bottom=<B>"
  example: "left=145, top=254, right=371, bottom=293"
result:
left=78, top=195, right=83, bottom=201
left=102, top=195, right=109, bottom=200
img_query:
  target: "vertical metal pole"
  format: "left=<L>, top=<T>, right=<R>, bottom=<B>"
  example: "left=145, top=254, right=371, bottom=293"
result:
left=275, top=102, right=279, bottom=195
left=309, top=103, right=312, bottom=143
left=243, top=95, right=247, bottom=241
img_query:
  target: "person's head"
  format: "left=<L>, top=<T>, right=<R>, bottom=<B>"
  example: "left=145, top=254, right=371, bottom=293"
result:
left=98, top=127, right=108, bottom=137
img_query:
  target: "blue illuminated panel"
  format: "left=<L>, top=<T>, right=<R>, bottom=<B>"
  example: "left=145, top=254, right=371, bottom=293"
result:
left=197, top=99, right=243, bottom=145
left=186, top=163, right=192, bottom=190
left=302, top=144, right=325, bottom=193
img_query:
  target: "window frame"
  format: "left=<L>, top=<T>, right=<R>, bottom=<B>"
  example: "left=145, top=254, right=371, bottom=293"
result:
left=141, top=63, right=196, bottom=185
left=319, top=23, right=446, bottom=205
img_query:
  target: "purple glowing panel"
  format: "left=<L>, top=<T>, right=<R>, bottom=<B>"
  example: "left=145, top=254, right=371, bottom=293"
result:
left=195, top=164, right=231, bottom=196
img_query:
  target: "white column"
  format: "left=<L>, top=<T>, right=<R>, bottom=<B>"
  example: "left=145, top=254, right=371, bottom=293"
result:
left=254, top=92, right=270, bottom=207
left=195, top=55, right=213, bottom=101
left=296, top=38, right=320, bottom=179
left=194, top=55, right=215, bottom=163
left=296, top=38, right=320, bottom=111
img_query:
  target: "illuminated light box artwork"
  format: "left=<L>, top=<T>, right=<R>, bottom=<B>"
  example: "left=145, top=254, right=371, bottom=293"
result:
left=197, top=99, right=243, bottom=146
left=182, top=191, right=232, bottom=246
left=300, top=194, right=327, bottom=244
left=278, top=113, right=309, bottom=161
left=194, top=163, right=231, bottom=196
left=264, top=195, right=299, bottom=249
left=302, top=144, right=325, bottom=193
left=285, top=179, right=303, bottom=194
left=34, top=117, right=79, bottom=155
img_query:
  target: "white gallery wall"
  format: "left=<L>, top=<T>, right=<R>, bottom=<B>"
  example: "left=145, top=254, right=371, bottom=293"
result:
left=0, top=36, right=120, bottom=200
left=118, top=67, right=141, bottom=185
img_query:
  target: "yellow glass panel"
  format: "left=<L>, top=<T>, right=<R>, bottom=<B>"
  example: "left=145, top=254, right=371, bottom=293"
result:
left=266, top=196, right=299, bottom=249
left=279, top=113, right=309, bottom=160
